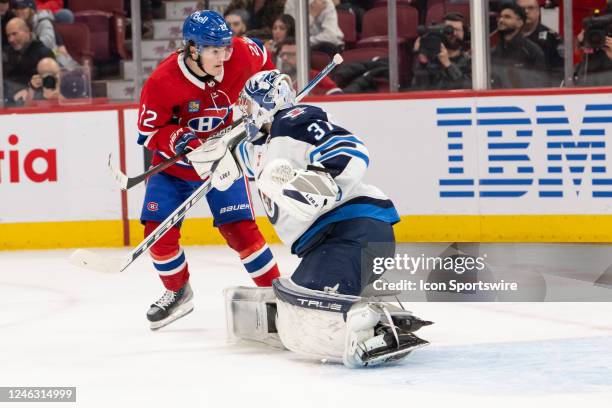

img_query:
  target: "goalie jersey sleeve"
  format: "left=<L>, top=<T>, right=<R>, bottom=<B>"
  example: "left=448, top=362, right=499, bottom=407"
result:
left=240, top=105, right=400, bottom=255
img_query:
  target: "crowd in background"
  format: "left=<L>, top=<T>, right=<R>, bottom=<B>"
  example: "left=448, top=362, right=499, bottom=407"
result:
left=1, top=0, right=612, bottom=107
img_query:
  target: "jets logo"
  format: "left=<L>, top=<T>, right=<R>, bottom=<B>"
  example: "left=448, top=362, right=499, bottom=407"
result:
left=187, top=91, right=231, bottom=134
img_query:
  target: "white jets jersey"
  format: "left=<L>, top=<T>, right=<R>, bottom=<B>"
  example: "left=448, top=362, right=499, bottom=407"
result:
left=238, top=105, right=400, bottom=255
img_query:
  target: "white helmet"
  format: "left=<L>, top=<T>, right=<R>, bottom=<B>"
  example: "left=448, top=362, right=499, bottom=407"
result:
left=238, top=70, right=296, bottom=140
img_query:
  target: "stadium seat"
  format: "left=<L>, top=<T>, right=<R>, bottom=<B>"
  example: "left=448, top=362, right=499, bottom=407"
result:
left=74, top=12, right=114, bottom=61
left=341, top=47, right=388, bottom=64
left=69, top=0, right=124, bottom=14
left=373, top=0, right=414, bottom=7
left=337, top=9, right=357, bottom=48
left=311, top=51, right=331, bottom=71
left=426, top=2, right=471, bottom=25
left=360, top=6, right=419, bottom=39
left=71, top=0, right=129, bottom=61
left=55, top=23, right=93, bottom=67
left=340, top=48, right=391, bottom=92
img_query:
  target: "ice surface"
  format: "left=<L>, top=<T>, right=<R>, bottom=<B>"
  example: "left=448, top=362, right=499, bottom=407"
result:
left=1, top=246, right=612, bottom=407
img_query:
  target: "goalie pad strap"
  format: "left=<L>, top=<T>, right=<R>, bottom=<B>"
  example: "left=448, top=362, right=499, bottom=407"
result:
left=272, top=278, right=361, bottom=315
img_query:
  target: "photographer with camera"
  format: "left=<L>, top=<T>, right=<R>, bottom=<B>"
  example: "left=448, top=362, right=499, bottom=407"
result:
left=30, top=57, right=61, bottom=100
left=490, top=2, right=546, bottom=88
left=574, top=6, right=612, bottom=87
left=411, top=12, right=472, bottom=90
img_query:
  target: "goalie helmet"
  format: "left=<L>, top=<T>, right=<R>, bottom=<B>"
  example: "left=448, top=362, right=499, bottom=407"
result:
left=238, top=70, right=296, bottom=140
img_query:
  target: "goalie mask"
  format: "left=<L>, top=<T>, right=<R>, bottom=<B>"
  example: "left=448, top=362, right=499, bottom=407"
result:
left=238, top=70, right=296, bottom=140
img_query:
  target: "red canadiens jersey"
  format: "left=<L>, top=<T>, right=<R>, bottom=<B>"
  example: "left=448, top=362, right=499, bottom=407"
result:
left=137, top=36, right=275, bottom=180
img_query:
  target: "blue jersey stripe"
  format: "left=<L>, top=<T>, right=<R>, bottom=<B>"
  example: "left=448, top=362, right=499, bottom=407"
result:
left=243, top=248, right=274, bottom=274
left=310, top=136, right=364, bottom=162
left=293, top=203, right=400, bottom=254
left=317, top=148, right=369, bottom=166
left=153, top=252, right=186, bottom=272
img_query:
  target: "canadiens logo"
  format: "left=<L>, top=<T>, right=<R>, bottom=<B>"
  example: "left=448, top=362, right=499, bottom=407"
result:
left=147, top=202, right=159, bottom=211
left=188, top=100, right=200, bottom=113
left=187, top=91, right=231, bottom=133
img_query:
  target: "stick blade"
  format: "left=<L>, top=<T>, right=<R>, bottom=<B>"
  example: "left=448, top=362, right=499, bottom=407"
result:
left=108, top=153, right=129, bottom=190
left=69, top=249, right=122, bottom=273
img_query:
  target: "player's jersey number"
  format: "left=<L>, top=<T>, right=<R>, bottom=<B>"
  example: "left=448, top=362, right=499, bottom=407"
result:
left=139, top=104, right=158, bottom=128
left=307, top=120, right=334, bottom=141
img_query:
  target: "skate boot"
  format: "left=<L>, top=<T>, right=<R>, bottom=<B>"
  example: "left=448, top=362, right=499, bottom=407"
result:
left=343, top=303, right=431, bottom=368
left=147, top=282, right=194, bottom=330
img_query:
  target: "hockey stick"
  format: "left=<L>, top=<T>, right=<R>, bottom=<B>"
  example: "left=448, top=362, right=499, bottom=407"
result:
left=110, top=54, right=344, bottom=190
left=71, top=54, right=344, bottom=273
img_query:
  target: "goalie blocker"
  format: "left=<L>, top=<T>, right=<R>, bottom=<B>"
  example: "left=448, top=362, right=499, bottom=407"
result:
left=225, top=278, right=433, bottom=368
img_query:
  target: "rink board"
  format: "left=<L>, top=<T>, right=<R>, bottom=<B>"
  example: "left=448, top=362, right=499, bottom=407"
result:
left=1, top=88, right=612, bottom=249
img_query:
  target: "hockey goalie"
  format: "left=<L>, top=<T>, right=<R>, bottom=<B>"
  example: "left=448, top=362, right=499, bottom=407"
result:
left=191, top=70, right=433, bottom=368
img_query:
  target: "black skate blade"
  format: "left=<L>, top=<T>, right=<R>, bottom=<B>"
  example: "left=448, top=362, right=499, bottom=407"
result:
left=396, top=316, right=434, bottom=333
left=362, top=335, right=429, bottom=367
left=150, top=302, right=194, bottom=331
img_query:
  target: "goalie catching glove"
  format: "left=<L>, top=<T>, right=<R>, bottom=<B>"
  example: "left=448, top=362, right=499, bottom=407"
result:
left=185, top=133, right=242, bottom=191
left=257, top=159, right=340, bottom=221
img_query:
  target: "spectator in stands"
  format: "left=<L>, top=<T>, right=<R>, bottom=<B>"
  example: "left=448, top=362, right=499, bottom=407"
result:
left=35, top=0, right=73, bottom=23
left=284, top=0, right=344, bottom=57
left=277, top=37, right=342, bottom=95
left=19, top=57, right=61, bottom=102
left=517, top=0, right=564, bottom=76
left=3, top=17, right=55, bottom=105
left=225, top=8, right=249, bottom=37
left=490, top=2, right=547, bottom=88
left=1, top=0, right=15, bottom=47
left=267, top=14, right=295, bottom=62
left=12, top=0, right=77, bottom=68
left=225, top=0, right=285, bottom=31
left=411, top=12, right=472, bottom=90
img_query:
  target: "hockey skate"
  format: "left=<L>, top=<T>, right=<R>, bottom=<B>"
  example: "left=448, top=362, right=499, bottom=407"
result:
left=343, top=303, right=432, bottom=368
left=147, top=282, right=194, bottom=330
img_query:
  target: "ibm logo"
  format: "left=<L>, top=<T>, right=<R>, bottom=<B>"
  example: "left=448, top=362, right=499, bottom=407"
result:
left=437, top=104, right=612, bottom=198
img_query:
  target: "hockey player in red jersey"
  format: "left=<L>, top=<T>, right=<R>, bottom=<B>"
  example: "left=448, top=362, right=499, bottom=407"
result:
left=136, top=10, right=280, bottom=330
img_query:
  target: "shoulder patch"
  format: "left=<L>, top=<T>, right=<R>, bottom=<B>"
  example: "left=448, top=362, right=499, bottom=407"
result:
left=282, top=107, right=308, bottom=119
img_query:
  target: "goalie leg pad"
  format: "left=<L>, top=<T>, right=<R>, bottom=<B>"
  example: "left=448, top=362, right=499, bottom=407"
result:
left=224, top=286, right=284, bottom=349
left=272, top=278, right=433, bottom=368
left=273, top=278, right=361, bottom=362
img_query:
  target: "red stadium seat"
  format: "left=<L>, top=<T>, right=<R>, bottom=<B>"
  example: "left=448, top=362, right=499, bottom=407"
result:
left=55, top=23, right=93, bottom=66
left=373, top=0, right=414, bottom=7
left=341, top=48, right=391, bottom=92
left=71, top=0, right=129, bottom=62
left=337, top=9, right=357, bottom=48
left=341, top=47, right=388, bottom=64
left=69, top=0, right=124, bottom=14
left=310, top=51, right=331, bottom=71
left=426, top=2, right=471, bottom=25
left=74, top=12, right=114, bottom=61
left=360, top=6, right=419, bottom=39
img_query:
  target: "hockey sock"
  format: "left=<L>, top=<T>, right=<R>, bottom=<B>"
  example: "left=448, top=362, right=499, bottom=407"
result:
left=218, top=220, right=280, bottom=286
left=145, top=222, right=190, bottom=292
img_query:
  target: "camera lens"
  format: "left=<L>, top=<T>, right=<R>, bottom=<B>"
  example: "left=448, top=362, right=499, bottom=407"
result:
left=42, top=75, right=57, bottom=89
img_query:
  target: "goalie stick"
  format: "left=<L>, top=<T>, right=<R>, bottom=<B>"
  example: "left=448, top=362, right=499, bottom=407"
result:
left=110, top=54, right=344, bottom=190
left=71, top=54, right=344, bottom=273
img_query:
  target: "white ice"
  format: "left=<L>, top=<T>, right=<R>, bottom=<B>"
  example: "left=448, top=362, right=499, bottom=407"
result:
left=1, top=245, right=612, bottom=408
